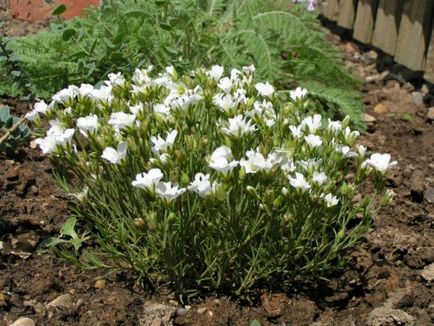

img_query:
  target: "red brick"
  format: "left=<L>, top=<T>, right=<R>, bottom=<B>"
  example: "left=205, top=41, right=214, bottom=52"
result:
left=10, top=0, right=99, bottom=21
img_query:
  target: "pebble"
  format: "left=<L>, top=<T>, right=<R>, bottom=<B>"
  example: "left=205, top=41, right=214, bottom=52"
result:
left=411, top=91, right=424, bottom=106
left=425, top=187, right=434, bottom=204
left=401, top=82, right=415, bottom=93
left=421, top=263, right=434, bottom=282
left=93, top=278, right=107, bottom=289
left=10, top=317, right=35, bottom=326
left=197, top=307, right=207, bottom=314
left=363, top=113, right=376, bottom=124
left=46, top=293, right=74, bottom=309
left=176, top=308, right=189, bottom=316
left=374, top=102, right=388, bottom=114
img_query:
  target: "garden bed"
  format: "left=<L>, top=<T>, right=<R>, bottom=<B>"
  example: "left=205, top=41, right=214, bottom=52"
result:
left=1, top=10, right=434, bottom=326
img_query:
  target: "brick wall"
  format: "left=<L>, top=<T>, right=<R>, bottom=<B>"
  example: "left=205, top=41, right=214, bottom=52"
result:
left=10, top=0, right=99, bottom=21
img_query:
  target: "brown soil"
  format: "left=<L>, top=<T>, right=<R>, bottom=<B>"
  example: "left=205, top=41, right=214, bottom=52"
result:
left=1, top=13, right=434, bottom=326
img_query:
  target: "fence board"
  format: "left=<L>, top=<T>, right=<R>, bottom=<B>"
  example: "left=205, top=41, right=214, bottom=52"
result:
left=337, top=0, right=358, bottom=29
left=371, top=0, right=403, bottom=55
left=353, top=0, right=378, bottom=44
left=394, top=0, right=434, bottom=71
left=322, top=0, right=340, bottom=21
left=424, top=20, right=434, bottom=83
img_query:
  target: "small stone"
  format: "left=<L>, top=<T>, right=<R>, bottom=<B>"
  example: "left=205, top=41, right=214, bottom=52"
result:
left=421, top=263, right=434, bottom=282
left=421, top=84, right=430, bottom=94
left=93, top=278, right=106, bottom=289
left=139, top=302, right=176, bottom=326
left=401, top=82, right=415, bottom=93
left=10, top=317, right=36, bottom=326
left=427, top=107, right=434, bottom=121
left=29, top=185, right=38, bottom=196
left=46, top=293, right=74, bottom=309
left=0, top=292, right=7, bottom=306
left=176, top=308, right=189, bottom=316
left=29, top=140, right=38, bottom=149
left=411, top=92, right=424, bottom=106
left=425, top=188, right=434, bottom=204
left=374, top=102, right=389, bottom=114
left=367, top=307, right=415, bottom=326
left=197, top=307, right=207, bottom=314
left=208, top=310, right=213, bottom=316
left=363, top=113, right=376, bottom=124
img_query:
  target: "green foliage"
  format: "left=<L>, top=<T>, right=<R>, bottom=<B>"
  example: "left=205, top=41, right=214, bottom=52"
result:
left=35, top=67, right=391, bottom=299
left=0, top=106, right=31, bottom=152
left=3, top=0, right=363, bottom=126
left=0, top=24, right=34, bottom=101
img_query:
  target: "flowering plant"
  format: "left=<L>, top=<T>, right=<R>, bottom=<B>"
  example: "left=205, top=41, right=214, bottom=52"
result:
left=31, top=66, right=395, bottom=298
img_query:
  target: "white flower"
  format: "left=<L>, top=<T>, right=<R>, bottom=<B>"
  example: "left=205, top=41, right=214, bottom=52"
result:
left=304, top=134, right=323, bottom=148
left=25, top=109, right=40, bottom=121
left=301, top=114, right=322, bottom=133
left=255, top=82, right=274, bottom=97
left=209, top=145, right=238, bottom=175
left=328, top=119, right=342, bottom=132
left=101, top=141, right=127, bottom=164
left=154, top=104, right=171, bottom=116
left=298, top=159, right=321, bottom=171
left=230, top=68, right=242, bottom=81
left=35, top=136, right=57, bottom=154
left=358, top=145, right=367, bottom=157
left=129, top=103, right=144, bottom=115
left=165, top=66, right=176, bottom=76
left=240, top=149, right=273, bottom=174
left=213, top=93, right=234, bottom=112
left=233, top=88, right=247, bottom=104
left=150, top=130, right=178, bottom=154
left=188, top=173, right=217, bottom=197
left=107, top=72, right=126, bottom=86
left=88, top=85, right=113, bottom=103
left=269, top=150, right=295, bottom=173
left=208, top=65, right=224, bottom=81
left=312, top=171, right=327, bottom=185
left=79, top=83, right=94, bottom=97
left=251, top=100, right=273, bottom=116
left=289, top=125, right=303, bottom=139
left=76, top=114, right=98, bottom=136
left=338, top=145, right=357, bottom=158
left=242, top=65, right=256, bottom=74
left=343, top=127, right=360, bottom=140
left=362, top=153, right=397, bottom=173
left=52, top=85, right=79, bottom=103
left=132, top=168, right=163, bottom=190
left=288, top=172, right=311, bottom=191
left=323, top=193, right=339, bottom=207
left=290, top=87, right=308, bottom=101
left=220, top=115, right=256, bottom=137
left=35, top=123, right=75, bottom=154
left=156, top=182, right=186, bottom=202
left=35, top=100, right=49, bottom=113
left=108, top=112, right=136, bottom=130
left=218, top=77, right=233, bottom=93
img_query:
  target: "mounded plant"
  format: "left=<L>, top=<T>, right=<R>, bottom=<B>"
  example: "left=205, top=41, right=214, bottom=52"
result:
left=30, top=66, right=395, bottom=299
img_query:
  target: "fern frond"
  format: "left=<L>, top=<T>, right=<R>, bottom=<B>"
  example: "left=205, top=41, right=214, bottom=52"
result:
left=228, top=29, right=281, bottom=80
left=301, top=80, right=364, bottom=129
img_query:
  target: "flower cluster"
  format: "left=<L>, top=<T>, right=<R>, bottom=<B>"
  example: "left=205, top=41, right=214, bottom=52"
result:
left=29, top=65, right=396, bottom=296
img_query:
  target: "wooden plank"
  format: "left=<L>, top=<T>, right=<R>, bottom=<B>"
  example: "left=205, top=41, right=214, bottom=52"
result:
left=394, top=0, right=434, bottom=71
left=337, top=0, right=358, bottom=29
left=321, top=0, right=340, bottom=21
left=371, top=0, right=404, bottom=55
left=424, top=19, right=434, bottom=83
left=353, top=0, right=379, bottom=44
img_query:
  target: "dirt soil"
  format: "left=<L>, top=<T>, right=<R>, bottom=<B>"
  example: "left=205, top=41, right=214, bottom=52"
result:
left=1, top=13, right=434, bottom=326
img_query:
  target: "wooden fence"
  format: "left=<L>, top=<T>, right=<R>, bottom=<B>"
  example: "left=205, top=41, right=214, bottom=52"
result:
left=321, top=0, right=434, bottom=83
